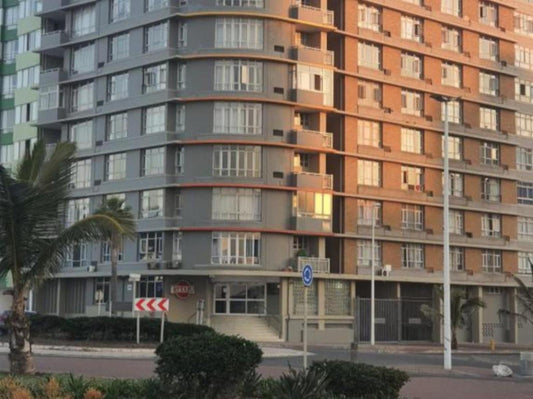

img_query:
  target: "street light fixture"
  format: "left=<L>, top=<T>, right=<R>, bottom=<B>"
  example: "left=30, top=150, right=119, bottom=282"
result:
left=430, top=94, right=460, bottom=370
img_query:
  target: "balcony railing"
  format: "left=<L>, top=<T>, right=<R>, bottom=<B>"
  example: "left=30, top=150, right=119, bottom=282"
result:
left=293, top=129, right=333, bottom=149
left=292, top=45, right=334, bottom=65
left=295, top=171, right=333, bottom=190
left=293, top=1, right=334, bottom=25
left=297, top=257, right=330, bottom=274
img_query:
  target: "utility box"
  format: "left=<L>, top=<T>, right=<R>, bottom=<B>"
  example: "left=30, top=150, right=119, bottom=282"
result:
left=520, top=352, right=533, bottom=376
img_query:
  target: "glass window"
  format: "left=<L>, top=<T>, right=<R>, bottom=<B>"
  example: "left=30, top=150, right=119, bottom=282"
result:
left=401, top=204, right=424, bottom=231
left=71, top=159, right=91, bottom=189
left=450, top=247, right=464, bottom=271
left=137, top=276, right=164, bottom=297
left=213, top=145, right=261, bottom=177
left=448, top=172, right=464, bottom=197
left=66, top=243, right=88, bottom=267
left=518, top=217, right=533, bottom=241
left=401, top=166, right=424, bottom=191
left=215, top=18, right=263, bottom=49
left=449, top=210, right=463, bottom=234
left=72, top=5, right=96, bottom=38
left=211, top=232, right=260, bottom=265
left=212, top=188, right=261, bottom=221
left=479, top=36, right=498, bottom=60
left=358, top=42, right=381, bottom=69
left=402, top=244, right=424, bottom=269
left=146, top=0, right=169, bottom=11
left=357, top=160, right=381, bottom=186
left=110, top=0, right=130, bottom=22
left=358, top=3, right=381, bottom=32
left=481, top=213, right=501, bottom=237
left=441, top=62, right=461, bottom=88
left=142, top=147, right=165, bottom=176
left=518, top=181, right=533, bottom=205
left=443, top=136, right=462, bottom=160
left=401, top=52, right=422, bottom=79
left=480, top=107, right=498, bottom=130
left=401, top=128, right=422, bottom=153
left=518, top=252, right=533, bottom=274
left=69, top=120, right=93, bottom=150
left=401, top=90, right=423, bottom=116
left=515, top=78, right=533, bottom=103
left=173, top=232, right=182, bottom=261
left=107, top=112, right=128, bottom=141
left=4, top=7, right=18, bottom=29
left=479, top=2, right=498, bottom=26
left=66, top=198, right=90, bottom=226
left=105, top=153, right=127, bottom=181
left=93, top=278, right=110, bottom=304
left=145, top=22, right=168, bottom=52
left=401, top=15, right=423, bottom=42
left=176, top=146, right=184, bottom=175
left=357, top=200, right=381, bottom=226
left=441, top=100, right=461, bottom=124
left=2, top=75, right=16, bottom=99
left=357, top=80, right=381, bottom=108
left=514, top=12, right=533, bottom=37
left=143, top=63, right=167, bottom=93
left=357, top=120, right=381, bottom=147
left=144, top=105, right=166, bottom=134
left=482, top=250, right=501, bottom=272
left=70, top=81, right=94, bottom=112
left=482, top=177, right=500, bottom=201
left=214, top=60, right=263, bottom=92
left=140, top=189, right=164, bottom=218
left=357, top=240, right=381, bottom=267
left=441, top=0, right=461, bottom=17
left=109, top=33, right=129, bottom=61
left=2, top=40, right=17, bottom=64
left=16, top=67, right=39, bottom=89
left=516, top=112, right=533, bottom=137
left=479, top=71, right=498, bottom=96
left=442, top=26, right=461, bottom=52
left=213, top=102, right=262, bottom=135
left=139, top=232, right=163, bottom=260
left=480, top=141, right=499, bottom=166
left=107, top=73, right=129, bottom=101
left=516, top=45, right=533, bottom=71
left=517, top=147, right=533, bottom=171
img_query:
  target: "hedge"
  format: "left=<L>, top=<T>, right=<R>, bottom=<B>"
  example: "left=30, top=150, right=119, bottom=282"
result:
left=29, top=315, right=213, bottom=342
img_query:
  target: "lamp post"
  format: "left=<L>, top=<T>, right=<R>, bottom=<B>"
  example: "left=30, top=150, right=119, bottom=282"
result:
left=370, top=202, right=380, bottom=346
left=430, top=95, right=460, bottom=370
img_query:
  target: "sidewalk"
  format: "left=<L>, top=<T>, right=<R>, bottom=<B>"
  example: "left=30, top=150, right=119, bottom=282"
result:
left=355, top=342, right=533, bottom=355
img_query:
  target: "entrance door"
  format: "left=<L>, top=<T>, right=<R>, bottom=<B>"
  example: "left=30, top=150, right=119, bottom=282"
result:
left=214, top=283, right=266, bottom=315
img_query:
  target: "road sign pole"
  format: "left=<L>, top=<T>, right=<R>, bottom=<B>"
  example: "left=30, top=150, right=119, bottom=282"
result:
left=303, top=286, right=308, bottom=369
left=160, top=312, right=165, bottom=343
left=136, top=312, right=140, bottom=344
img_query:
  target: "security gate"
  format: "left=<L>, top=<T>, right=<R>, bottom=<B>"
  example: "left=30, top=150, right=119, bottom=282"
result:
left=357, top=298, right=433, bottom=342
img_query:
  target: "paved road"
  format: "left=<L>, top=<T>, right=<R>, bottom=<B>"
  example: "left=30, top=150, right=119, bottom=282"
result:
left=0, top=350, right=530, bottom=398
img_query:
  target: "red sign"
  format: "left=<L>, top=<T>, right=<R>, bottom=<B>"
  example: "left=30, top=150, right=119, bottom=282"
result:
left=171, top=281, right=195, bottom=300
left=134, top=297, right=169, bottom=312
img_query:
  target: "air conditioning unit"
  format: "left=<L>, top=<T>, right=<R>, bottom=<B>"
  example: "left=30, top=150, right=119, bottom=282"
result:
left=379, top=264, right=392, bottom=277
left=87, top=265, right=96, bottom=272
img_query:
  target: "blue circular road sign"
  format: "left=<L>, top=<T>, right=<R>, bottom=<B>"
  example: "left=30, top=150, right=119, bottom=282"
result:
left=302, top=264, right=313, bottom=287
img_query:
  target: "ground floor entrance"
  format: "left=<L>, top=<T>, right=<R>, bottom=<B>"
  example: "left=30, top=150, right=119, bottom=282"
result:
left=214, top=283, right=267, bottom=315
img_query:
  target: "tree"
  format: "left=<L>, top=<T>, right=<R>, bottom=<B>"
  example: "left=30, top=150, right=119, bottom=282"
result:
left=0, top=141, right=134, bottom=374
left=499, top=259, right=533, bottom=325
left=94, top=198, right=136, bottom=315
left=421, top=286, right=486, bottom=350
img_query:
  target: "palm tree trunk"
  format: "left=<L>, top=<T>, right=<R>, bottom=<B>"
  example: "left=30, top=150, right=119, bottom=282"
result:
left=451, top=330, right=458, bottom=350
left=8, top=288, right=34, bottom=374
left=110, top=243, right=119, bottom=316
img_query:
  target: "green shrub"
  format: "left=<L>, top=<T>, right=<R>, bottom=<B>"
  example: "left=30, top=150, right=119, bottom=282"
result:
left=155, top=332, right=262, bottom=399
left=310, top=360, right=409, bottom=399
left=29, top=315, right=213, bottom=342
left=273, top=366, right=329, bottom=399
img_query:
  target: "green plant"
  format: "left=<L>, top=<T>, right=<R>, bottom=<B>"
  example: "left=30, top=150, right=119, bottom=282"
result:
left=420, top=286, right=485, bottom=349
left=499, top=259, right=533, bottom=325
left=156, top=332, right=262, bottom=399
left=60, top=375, right=90, bottom=399
left=273, top=366, right=328, bottom=399
left=310, top=360, right=409, bottom=399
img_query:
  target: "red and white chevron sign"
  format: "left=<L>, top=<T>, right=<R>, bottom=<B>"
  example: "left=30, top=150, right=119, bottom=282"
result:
left=134, top=297, right=169, bottom=312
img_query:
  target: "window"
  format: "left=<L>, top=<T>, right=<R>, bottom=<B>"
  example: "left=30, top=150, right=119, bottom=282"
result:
left=516, top=45, right=533, bottom=71
left=176, top=105, right=185, bottom=131
left=18, top=0, right=42, bottom=19
left=293, top=64, right=333, bottom=106
left=479, top=71, right=498, bottom=96
left=441, top=62, right=461, bottom=88
left=517, top=113, right=533, bottom=137
left=401, top=52, right=422, bottom=79
left=215, top=18, right=263, bottom=49
left=294, top=191, right=332, bottom=219
left=449, top=210, right=463, bottom=234
left=144, top=105, right=166, bottom=134
left=177, top=64, right=186, bottom=89
left=18, top=30, right=41, bottom=52
left=105, top=153, right=127, bottom=180
left=482, top=177, right=500, bottom=201
left=137, top=276, right=164, bottom=297
left=211, top=232, right=260, bottom=264
left=450, top=247, right=464, bottom=271
left=357, top=200, right=381, bottom=226
left=212, top=188, right=261, bottom=220
left=107, top=73, right=129, bottom=101
left=71, top=159, right=91, bottom=189
left=480, top=141, right=499, bottom=166
left=16, top=67, right=39, bottom=89
left=140, top=189, right=164, bottom=218
left=480, top=107, right=498, bottom=130
left=358, top=42, right=381, bottom=69
left=518, top=181, right=533, bottom=205
left=142, top=147, right=165, bottom=176
left=443, top=136, right=462, bottom=160
left=357, top=80, right=381, bottom=108
left=519, top=217, right=533, bottom=241
left=139, top=232, right=163, bottom=260
left=2, top=75, right=16, bottom=98
left=213, top=102, right=262, bottom=134
left=216, top=0, right=264, bottom=7
left=173, top=232, right=182, bottom=261
left=107, top=112, right=128, bottom=141
left=93, top=278, right=109, bottom=304
left=401, top=166, right=424, bottom=191
left=39, top=86, right=62, bottom=110
left=0, top=109, right=14, bottom=134
left=69, top=120, right=93, bottom=150
left=401, top=90, right=423, bottom=116
left=482, top=249, right=501, bottom=272
left=66, top=198, right=90, bottom=226
left=442, top=27, right=461, bottom=52
left=175, top=190, right=183, bottom=217
left=482, top=213, right=501, bottom=237
left=145, top=22, right=168, bottom=52
left=4, top=7, right=18, bottom=29
left=480, top=2, right=498, bottom=26
left=401, top=15, right=423, bottom=42
left=357, top=120, right=381, bottom=147
left=2, top=40, right=17, bottom=64
left=515, top=78, right=533, bottom=103
left=479, top=36, right=498, bottom=60
left=143, top=63, right=167, bottom=93
left=401, top=204, right=423, bottom=230
left=70, top=81, right=94, bottom=112
left=101, top=241, right=123, bottom=263
left=176, top=146, right=184, bottom=175
left=358, top=3, right=381, bottom=32
left=517, top=147, right=533, bottom=171
left=213, top=145, right=261, bottom=177
left=401, top=128, right=423, bottom=153
left=357, top=160, right=381, bottom=186
left=441, top=100, right=461, bottom=123
left=66, top=243, right=88, bottom=267
left=177, top=22, right=187, bottom=48
left=14, top=102, right=38, bottom=124
left=357, top=240, right=381, bottom=267
left=146, top=0, right=170, bottom=11
left=214, top=60, right=263, bottom=92
left=441, top=0, right=461, bottom=17
left=402, top=244, right=424, bottom=269
left=519, top=252, right=533, bottom=274
left=448, top=172, right=464, bottom=197
left=109, top=33, right=129, bottom=61
left=72, top=5, right=95, bottom=38
left=514, top=12, right=533, bottom=37
left=110, top=0, right=130, bottom=22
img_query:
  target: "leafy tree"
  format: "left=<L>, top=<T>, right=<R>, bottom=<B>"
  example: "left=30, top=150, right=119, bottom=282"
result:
left=94, top=198, right=135, bottom=315
left=499, top=259, right=533, bottom=325
left=421, top=286, right=485, bottom=350
left=0, top=141, right=134, bottom=374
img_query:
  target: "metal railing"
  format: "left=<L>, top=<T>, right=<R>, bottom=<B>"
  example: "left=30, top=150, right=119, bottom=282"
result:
left=297, top=257, right=330, bottom=273
left=297, top=129, right=333, bottom=148
left=294, top=45, right=334, bottom=65
left=293, top=0, right=334, bottom=25
left=296, top=171, right=333, bottom=189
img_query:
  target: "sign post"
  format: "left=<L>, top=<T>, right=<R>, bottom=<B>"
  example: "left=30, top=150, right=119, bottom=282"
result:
left=134, top=297, right=169, bottom=343
left=128, top=274, right=141, bottom=344
left=301, top=264, right=313, bottom=369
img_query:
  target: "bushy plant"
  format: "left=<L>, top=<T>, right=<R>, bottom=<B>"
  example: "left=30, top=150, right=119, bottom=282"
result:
left=310, top=360, right=409, bottom=399
left=272, top=366, right=329, bottom=399
left=156, top=332, right=262, bottom=399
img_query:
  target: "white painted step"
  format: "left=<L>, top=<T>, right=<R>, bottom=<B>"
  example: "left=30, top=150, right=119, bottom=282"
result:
left=211, top=316, right=283, bottom=343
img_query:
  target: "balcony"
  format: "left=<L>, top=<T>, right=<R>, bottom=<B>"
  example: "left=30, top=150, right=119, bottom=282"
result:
left=297, top=257, right=330, bottom=274
left=291, top=89, right=329, bottom=107
left=39, top=31, right=68, bottom=56
left=291, top=46, right=334, bottom=66
left=292, top=215, right=332, bottom=232
left=291, top=129, right=333, bottom=149
left=293, top=171, right=333, bottom=190
left=290, top=2, right=334, bottom=26
left=40, top=68, right=67, bottom=86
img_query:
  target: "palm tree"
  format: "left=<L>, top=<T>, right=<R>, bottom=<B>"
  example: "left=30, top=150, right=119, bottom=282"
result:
left=0, top=141, right=135, bottom=374
left=421, top=286, right=486, bottom=350
left=94, top=198, right=136, bottom=315
left=499, top=259, right=533, bottom=325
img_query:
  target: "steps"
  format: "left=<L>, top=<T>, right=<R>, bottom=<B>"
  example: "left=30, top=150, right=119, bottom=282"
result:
left=211, top=316, right=283, bottom=343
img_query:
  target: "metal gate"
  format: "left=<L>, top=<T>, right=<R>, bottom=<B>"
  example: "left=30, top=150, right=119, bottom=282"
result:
left=357, top=298, right=433, bottom=342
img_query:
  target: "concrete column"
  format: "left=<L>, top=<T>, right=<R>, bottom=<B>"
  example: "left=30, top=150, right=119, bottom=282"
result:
left=280, top=278, right=289, bottom=341
left=318, top=237, right=326, bottom=258
left=471, top=286, right=483, bottom=343
left=318, top=279, right=325, bottom=330
left=56, top=279, right=61, bottom=316
left=509, top=287, right=518, bottom=344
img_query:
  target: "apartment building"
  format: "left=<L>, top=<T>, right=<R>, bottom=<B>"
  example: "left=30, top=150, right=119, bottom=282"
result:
left=22, top=0, right=533, bottom=345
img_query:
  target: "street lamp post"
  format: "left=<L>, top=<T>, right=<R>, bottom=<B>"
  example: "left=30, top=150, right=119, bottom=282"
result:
left=431, top=95, right=459, bottom=371
left=370, top=202, right=379, bottom=346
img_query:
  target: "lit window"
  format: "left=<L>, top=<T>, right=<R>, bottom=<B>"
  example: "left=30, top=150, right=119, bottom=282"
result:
left=401, top=128, right=423, bottom=153
left=401, top=15, right=423, bottom=42
left=442, top=26, right=461, bottom=52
